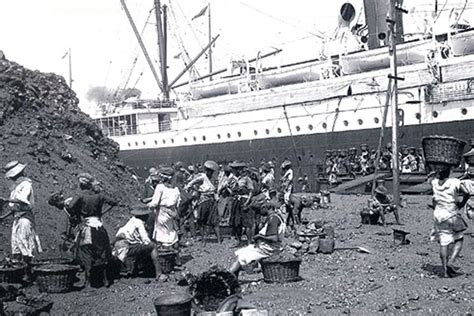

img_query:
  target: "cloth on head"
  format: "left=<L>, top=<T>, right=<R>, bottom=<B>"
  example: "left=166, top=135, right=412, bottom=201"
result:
left=78, top=173, right=96, bottom=186
left=374, top=185, right=389, bottom=195
left=5, top=161, right=26, bottom=179
left=204, top=160, right=219, bottom=171
left=281, top=159, right=292, bottom=169
left=229, top=161, right=247, bottom=168
left=159, top=167, right=175, bottom=178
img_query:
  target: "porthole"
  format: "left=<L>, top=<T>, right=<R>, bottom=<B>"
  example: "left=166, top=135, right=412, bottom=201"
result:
left=254, top=130, right=258, bottom=136
left=296, top=126, right=301, bottom=132
left=202, top=136, right=206, bottom=141
left=193, top=136, right=197, bottom=141
left=432, top=111, right=438, bottom=118
left=265, top=129, right=270, bottom=135
left=374, top=117, right=379, bottom=124
left=415, top=112, right=421, bottom=119
left=128, top=143, right=131, bottom=147
left=171, top=139, right=174, bottom=143
left=461, top=108, right=468, bottom=115
left=217, top=134, right=221, bottom=139
left=227, top=133, right=231, bottom=138
left=154, top=140, right=158, bottom=145
left=142, top=141, right=146, bottom=145
left=343, top=120, right=349, bottom=126
left=277, top=128, right=282, bottom=133
left=322, top=123, right=327, bottom=129
left=308, top=124, right=314, bottom=130
left=358, top=119, right=363, bottom=125
left=237, top=132, right=242, bottom=137
left=184, top=137, right=188, bottom=142
left=162, top=140, right=166, bottom=144
left=135, top=141, right=138, bottom=146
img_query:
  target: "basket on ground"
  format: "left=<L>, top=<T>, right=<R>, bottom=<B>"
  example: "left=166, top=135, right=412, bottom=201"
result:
left=154, top=293, right=192, bottom=316
left=360, top=210, right=380, bottom=225
left=157, top=249, right=177, bottom=274
left=422, top=136, right=466, bottom=167
left=0, top=262, right=26, bottom=284
left=261, top=255, right=302, bottom=283
left=33, top=263, right=80, bottom=293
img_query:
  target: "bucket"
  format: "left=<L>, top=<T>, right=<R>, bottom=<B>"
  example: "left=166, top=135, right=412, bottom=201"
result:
left=321, top=191, right=331, bottom=204
left=318, top=238, right=335, bottom=254
left=154, top=293, right=192, bottom=316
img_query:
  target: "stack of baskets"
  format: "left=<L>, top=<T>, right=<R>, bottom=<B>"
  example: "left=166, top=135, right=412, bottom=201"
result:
left=157, top=249, right=178, bottom=274
left=422, top=135, right=466, bottom=171
left=0, top=262, right=26, bottom=284
left=261, top=255, right=302, bottom=283
left=33, top=263, right=80, bottom=293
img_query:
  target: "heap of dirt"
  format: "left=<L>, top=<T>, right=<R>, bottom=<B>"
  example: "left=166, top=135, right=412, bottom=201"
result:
left=0, top=54, right=141, bottom=257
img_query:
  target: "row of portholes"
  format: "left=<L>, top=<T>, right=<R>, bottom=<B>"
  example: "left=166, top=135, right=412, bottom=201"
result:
left=415, top=108, right=468, bottom=120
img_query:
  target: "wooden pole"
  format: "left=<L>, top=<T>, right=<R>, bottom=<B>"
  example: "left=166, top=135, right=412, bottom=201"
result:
left=371, top=78, right=392, bottom=195
left=154, top=0, right=169, bottom=99
left=208, top=1, right=213, bottom=81
left=68, top=48, right=72, bottom=89
left=388, top=0, right=401, bottom=207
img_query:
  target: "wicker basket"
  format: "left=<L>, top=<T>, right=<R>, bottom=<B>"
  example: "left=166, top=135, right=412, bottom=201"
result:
left=154, top=293, right=192, bottom=316
left=261, top=257, right=302, bottom=283
left=32, top=258, right=74, bottom=267
left=422, top=136, right=466, bottom=166
left=157, top=250, right=177, bottom=274
left=0, top=263, right=26, bottom=284
left=361, top=212, right=380, bottom=225
left=33, top=264, right=79, bottom=293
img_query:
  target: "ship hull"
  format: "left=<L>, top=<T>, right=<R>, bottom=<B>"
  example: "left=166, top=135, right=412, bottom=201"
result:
left=119, top=118, right=474, bottom=176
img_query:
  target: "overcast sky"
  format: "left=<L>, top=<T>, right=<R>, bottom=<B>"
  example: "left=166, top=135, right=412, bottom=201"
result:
left=1, top=0, right=472, bottom=115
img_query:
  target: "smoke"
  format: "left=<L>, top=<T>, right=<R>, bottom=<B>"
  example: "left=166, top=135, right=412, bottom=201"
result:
left=85, top=86, right=114, bottom=103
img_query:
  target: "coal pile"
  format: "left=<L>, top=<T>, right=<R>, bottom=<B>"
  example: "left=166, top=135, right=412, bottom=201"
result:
left=0, top=54, right=141, bottom=257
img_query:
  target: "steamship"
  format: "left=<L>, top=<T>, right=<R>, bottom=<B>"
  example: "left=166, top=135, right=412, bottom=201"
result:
left=92, top=0, right=474, bottom=176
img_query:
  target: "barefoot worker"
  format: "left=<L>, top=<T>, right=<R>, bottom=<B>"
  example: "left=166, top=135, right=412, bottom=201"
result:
left=68, top=173, right=117, bottom=288
left=112, top=206, right=162, bottom=278
left=1, top=161, right=42, bottom=282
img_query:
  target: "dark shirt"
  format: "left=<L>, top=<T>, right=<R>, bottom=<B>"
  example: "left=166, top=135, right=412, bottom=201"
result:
left=69, top=189, right=117, bottom=218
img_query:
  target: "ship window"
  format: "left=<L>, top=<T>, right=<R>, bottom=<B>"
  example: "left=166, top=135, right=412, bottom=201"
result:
left=217, top=134, right=221, bottom=139
left=374, top=117, right=379, bottom=124
left=432, top=111, right=438, bottom=118
left=265, top=129, right=270, bottom=135
left=184, top=137, right=188, bottom=142
left=128, top=143, right=131, bottom=147
left=308, top=124, right=313, bottom=130
left=193, top=136, right=197, bottom=141
left=237, top=132, right=242, bottom=137
left=135, top=141, right=138, bottom=146
left=415, top=112, right=421, bottom=119
left=254, top=130, right=258, bottom=136
left=461, top=108, right=468, bottom=115
left=171, top=138, right=174, bottom=143
left=143, top=141, right=146, bottom=145
left=154, top=140, right=158, bottom=145
left=227, top=133, right=231, bottom=138
left=277, top=128, right=282, bottom=133
left=202, top=136, right=206, bottom=141
left=296, top=126, right=300, bottom=132
left=322, top=123, right=327, bottom=129
left=358, top=119, right=363, bottom=125
left=343, top=120, right=349, bottom=126
left=162, top=140, right=166, bottom=144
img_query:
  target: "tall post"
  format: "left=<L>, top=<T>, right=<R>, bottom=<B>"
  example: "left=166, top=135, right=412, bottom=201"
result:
left=154, top=0, right=169, bottom=99
left=388, top=0, right=400, bottom=207
left=68, top=48, right=73, bottom=88
left=162, top=5, right=169, bottom=99
left=208, top=1, right=213, bottom=81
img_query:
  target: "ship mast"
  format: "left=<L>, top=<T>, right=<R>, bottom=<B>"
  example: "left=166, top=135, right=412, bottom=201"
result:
left=154, top=0, right=169, bottom=100
left=208, top=0, right=213, bottom=81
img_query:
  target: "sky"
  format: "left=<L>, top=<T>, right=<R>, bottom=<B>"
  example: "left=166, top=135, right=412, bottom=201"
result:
left=1, top=0, right=472, bottom=115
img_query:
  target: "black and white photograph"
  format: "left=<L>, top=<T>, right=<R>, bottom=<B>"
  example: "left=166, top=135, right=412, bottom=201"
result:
left=0, top=0, right=474, bottom=314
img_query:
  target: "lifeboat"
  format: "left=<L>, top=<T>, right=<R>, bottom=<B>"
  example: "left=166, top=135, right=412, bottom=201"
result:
left=257, top=60, right=324, bottom=89
left=450, top=29, right=474, bottom=56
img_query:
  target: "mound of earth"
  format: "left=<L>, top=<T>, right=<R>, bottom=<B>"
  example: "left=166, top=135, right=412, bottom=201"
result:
left=0, top=54, right=141, bottom=257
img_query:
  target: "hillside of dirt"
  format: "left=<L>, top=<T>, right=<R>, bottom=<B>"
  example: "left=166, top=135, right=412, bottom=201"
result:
left=0, top=55, right=141, bottom=257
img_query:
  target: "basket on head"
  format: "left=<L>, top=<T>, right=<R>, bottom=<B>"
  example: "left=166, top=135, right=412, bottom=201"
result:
left=422, top=136, right=466, bottom=167
left=154, top=293, right=192, bottom=316
left=0, top=262, right=26, bottom=284
left=33, top=264, right=80, bottom=293
left=260, top=256, right=302, bottom=283
left=156, top=249, right=178, bottom=274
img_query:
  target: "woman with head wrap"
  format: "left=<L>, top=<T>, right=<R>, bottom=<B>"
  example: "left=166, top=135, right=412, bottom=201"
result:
left=148, top=167, right=181, bottom=248
left=68, top=173, right=117, bottom=288
left=184, top=160, right=221, bottom=243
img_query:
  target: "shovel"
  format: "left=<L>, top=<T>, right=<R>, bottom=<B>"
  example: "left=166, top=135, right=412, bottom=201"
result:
left=334, top=246, right=372, bottom=254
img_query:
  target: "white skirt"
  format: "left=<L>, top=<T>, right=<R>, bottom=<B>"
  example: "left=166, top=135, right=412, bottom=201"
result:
left=11, top=217, right=42, bottom=257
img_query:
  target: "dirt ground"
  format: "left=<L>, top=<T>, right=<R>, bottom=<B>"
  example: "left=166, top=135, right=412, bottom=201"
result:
left=17, top=194, right=473, bottom=315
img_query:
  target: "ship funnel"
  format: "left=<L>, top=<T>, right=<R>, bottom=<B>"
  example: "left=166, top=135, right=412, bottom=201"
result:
left=363, top=0, right=404, bottom=49
left=339, top=2, right=356, bottom=27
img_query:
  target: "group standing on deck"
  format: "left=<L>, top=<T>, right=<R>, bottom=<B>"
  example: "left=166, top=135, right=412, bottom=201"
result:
left=1, top=139, right=473, bottom=290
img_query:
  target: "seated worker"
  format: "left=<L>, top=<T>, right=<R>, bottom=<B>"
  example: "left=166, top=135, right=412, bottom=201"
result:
left=229, top=200, right=287, bottom=279
left=288, top=194, right=314, bottom=226
left=112, top=206, right=162, bottom=280
left=367, top=185, right=401, bottom=226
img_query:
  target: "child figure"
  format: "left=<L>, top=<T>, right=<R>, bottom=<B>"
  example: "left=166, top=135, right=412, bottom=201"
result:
left=367, top=185, right=401, bottom=226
